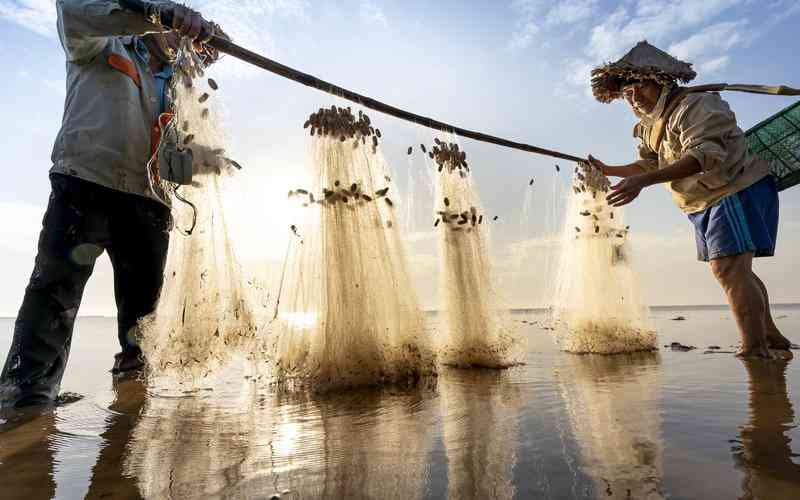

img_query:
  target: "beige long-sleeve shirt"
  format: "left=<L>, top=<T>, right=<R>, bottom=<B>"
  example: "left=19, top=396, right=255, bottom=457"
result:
left=51, top=0, right=172, bottom=203
left=635, top=92, right=770, bottom=214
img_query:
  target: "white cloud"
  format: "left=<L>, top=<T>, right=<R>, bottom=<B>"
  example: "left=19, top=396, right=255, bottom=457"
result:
left=0, top=1, right=311, bottom=78
left=584, top=0, right=754, bottom=64
left=192, top=0, right=309, bottom=19
left=509, top=0, right=597, bottom=51
left=359, top=0, right=388, bottom=28
left=765, top=0, right=800, bottom=25
left=539, top=0, right=800, bottom=98
left=508, top=21, right=540, bottom=50
left=667, top=21, right=748, bottom=60
left=545, top=0, right=598, bottom=26
left=564, top=58, right=593, bottom=87
left=586, top=1, right=744, bottom=62
left=0, top=0, right=57, bottom=38
left=696, top=55, right=730, bottom=74
left=183, top=0, right=311, bottom=77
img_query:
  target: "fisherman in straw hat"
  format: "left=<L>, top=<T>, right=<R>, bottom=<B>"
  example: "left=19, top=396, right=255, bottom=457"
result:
left=587, top=41, right=793, bottom=359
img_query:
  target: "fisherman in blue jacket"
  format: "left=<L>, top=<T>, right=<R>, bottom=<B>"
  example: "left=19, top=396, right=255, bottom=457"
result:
left=0, top=0, right=222, bottom=407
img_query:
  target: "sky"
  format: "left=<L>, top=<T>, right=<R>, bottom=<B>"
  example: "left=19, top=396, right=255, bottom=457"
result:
left=0, top=0, right=799, bottom=316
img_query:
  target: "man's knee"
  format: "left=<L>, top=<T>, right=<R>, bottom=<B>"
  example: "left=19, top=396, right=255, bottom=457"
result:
left=710, top=258, right=736, bottom=286
left=710, top=253, right=752, bottom=289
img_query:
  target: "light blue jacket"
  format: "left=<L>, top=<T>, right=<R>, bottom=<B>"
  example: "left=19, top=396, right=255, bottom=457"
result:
left=51, top=0, right=174, bottom=203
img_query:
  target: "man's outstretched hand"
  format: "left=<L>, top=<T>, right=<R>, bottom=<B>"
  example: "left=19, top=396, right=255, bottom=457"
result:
left=607, top=175, right=649, bottom=207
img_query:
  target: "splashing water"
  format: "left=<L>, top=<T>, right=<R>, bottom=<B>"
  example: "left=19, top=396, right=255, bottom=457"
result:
left=431, top=139, right=523, bottom=367
left=551, top=163, right=655, bottom=354
left=136, top=65, right=262, bottom=380
left=266, top=107, right=437, bottom=390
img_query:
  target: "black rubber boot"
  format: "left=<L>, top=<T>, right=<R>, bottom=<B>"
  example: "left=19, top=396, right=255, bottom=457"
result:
left=111, top=347, right=146, bottom=374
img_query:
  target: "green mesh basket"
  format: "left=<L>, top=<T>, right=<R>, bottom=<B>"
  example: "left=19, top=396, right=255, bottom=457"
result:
left=745, top=100, right=800, bottom=191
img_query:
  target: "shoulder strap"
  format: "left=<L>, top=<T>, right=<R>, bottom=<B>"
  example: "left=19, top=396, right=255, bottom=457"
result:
left=642, top=82, right=799, bottom=153
left=646, top=88, right=691, bottom=153
left=686, top=83, right=800, bottom=96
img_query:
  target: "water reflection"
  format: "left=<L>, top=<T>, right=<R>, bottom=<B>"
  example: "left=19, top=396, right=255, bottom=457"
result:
left=440, top=369, right=523, bottom=499
left=86, top=376, right=147, bottom=499
left=123, top=379, right=438, bottom=499
left=734, top=359, right=800, bottom=500
left=555, top=353, right=664, bottom=499
left=0, top=407, right=57, bottom=499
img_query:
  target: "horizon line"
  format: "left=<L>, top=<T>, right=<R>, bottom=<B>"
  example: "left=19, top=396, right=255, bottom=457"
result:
left=1, top=303, right=799, bottom=319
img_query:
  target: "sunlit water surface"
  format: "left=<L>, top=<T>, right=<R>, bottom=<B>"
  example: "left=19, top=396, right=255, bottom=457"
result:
left=1, top=307, right=799, bottom=499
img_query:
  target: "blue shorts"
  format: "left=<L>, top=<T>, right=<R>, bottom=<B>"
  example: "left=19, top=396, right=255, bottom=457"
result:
left=688, top=176, right=779, bottom=262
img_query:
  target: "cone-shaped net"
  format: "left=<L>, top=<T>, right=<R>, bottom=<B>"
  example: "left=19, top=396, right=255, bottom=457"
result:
left=136, top=59, right=261, bottom=380
left=551, top=163, right=655, bottom=354
left=430, top=139, right=523, bottom=367
left=267, top=106, right=437, bottom=390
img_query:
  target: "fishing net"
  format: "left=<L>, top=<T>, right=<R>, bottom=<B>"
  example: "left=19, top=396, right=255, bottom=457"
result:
left=427, top=139, right=523, bottom=367
left=551, top=163, right=655, bottom=354
left=265, top=106, right=436, bottom=390
left=745, top=101, right=800, bottom=191
left=136, top=46, right=263, bottom=380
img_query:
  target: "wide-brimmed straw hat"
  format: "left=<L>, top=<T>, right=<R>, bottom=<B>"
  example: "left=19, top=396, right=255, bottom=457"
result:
left=591, top=40, right=697, bottom=103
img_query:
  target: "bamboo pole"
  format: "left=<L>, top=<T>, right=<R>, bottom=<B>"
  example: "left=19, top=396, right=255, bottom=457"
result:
left=687, top=83, right=800, bottom=96
left=210, top=37, right=587, bottom=163
left=119, top=0, right=587, bottom=163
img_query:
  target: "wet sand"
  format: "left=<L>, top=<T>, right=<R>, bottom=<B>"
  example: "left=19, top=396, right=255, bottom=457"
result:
left=1, top=306, right=799, bottom=499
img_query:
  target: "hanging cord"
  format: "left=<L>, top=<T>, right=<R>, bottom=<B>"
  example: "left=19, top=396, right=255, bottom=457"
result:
left=271, top=231, right=300, bottom=323
left=172, top=185, right=198, bottom=236
left=144, top=107, right=199, bottom=237
left=144, top=39, right=211, bottom=237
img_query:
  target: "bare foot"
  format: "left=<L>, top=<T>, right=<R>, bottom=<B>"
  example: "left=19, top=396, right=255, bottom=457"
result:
left=768, top=348, right=794, bottom=361
left=735, top=345, right=774, bottom=359
left=766, top=332, right=792, bottom=350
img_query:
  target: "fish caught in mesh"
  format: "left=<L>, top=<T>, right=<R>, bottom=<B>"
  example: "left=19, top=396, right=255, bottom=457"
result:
left=264, top=108, right=437, bottom=390
left=136, top=45, right=263, bottom=382
left=431, top=137, right=524, bottom=368
left=550, top=162, right=655, bottom=354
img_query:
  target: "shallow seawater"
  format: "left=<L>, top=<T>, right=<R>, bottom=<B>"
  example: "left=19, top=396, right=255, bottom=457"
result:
left=1, top=307, right=799, bottom=499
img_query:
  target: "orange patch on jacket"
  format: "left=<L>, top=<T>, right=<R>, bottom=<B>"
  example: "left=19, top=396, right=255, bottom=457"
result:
left=107, top=54, right=141, bottom=87
left=149, top=112, right=175, bottom=182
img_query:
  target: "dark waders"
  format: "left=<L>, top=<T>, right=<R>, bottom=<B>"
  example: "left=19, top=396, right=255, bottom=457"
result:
left=0, top=174, right=170, bottom=407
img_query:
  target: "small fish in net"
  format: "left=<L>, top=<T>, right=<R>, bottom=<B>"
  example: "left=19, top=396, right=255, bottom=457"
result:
left=266, top=107, right=436, bottom=390
left=551, top=161, right=655, bottom=354
left=136, top=48, right=262, bottom=383
left=431, top=136, right=523, bottom=368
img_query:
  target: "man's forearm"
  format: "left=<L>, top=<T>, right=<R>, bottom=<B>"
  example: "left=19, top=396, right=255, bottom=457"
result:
left=58, top=0, right=167, bottom=62
left=640, top=155, right=702, bottom=186
left=603, top=162, right=648, bottom=178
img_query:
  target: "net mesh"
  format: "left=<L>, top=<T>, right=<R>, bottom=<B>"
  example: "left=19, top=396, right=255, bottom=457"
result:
left=265, top=107, right=437, bottom=390
left=745, top=101, right=800, bottom=191
left=136, top=65, right=263, bottom=381
left=551, top=163, right=655, bottom=354
left=429, top=139, right=524, bottom=367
